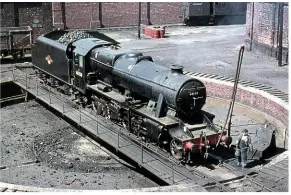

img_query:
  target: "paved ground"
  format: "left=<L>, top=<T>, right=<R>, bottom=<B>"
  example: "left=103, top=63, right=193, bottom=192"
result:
left=100, top=25, right=288, bottom=93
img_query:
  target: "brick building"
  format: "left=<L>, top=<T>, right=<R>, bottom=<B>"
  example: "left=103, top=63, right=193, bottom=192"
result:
left=52, top=2, right=182, bottom=29
left=245, top=2, right=289, bottom=66
left=0, top=2, right=182, bottom=41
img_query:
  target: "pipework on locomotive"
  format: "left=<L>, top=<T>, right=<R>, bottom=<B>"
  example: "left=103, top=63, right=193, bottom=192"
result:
left=32, top=30, right=232, bottom=164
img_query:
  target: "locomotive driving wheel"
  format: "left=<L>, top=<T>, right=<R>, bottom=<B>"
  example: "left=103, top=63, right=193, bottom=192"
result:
left=170, top=139, right=183, bottom=160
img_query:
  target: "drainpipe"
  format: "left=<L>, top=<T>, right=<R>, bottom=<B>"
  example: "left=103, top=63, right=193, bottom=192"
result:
left=277, top=3, right=284, bottom=67
left=138, top=2, right=141, bottom=39
left=249, top=2, right=255, bottom=51
left=61, top=2, right=66, bottom=30
left=147, top=2, right=151, bottom=25
left=99, top=2, right=103, bottom=28
left=271, top=3, right=276, bottom=56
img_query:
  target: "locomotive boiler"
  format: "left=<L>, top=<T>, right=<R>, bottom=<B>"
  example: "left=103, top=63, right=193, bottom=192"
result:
left=32, top=30, right=232, bottom=163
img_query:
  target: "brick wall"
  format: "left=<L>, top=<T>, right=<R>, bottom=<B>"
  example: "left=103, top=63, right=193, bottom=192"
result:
left=0, top=2, right=53, bottom=42
left=245, top=3, right=288, bottom=63
left=0, top=3, right=16, bottom=27
left=201, top=79, right=288, bottom=149
left=52, top=2, right=182, bottom=29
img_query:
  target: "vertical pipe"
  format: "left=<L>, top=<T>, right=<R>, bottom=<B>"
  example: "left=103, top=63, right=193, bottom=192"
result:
left=99, top=2, right=103, bottom=27
left=138, top=2, right=141, bottom=39
left=147, top=2, right=151, bottom=25
left=278, top=3, right=284, bottom=67
left=128, top=110, right=131, bottom=131
left=141, top=143, right=143, bottom=163
left=25, top=74, right=28, bottom=90
left=118, top=133, right=120, bottom=148
left=96, top=103, right=99, bottom=134
left=36, top=77, right=38, bottom=96
left=96, top=120, right=99, bottom=134
left=12, top=69, right=15, bottom=81
left=49, top=87, right=51, bottom=104
left=52, top=2, right=55, bottom=28
left=79, top=106, right=81, bottom=124
left=29, top=30, right=32, bottom=46
left=283, top=128, right=287, bottom=149
left=61, top=2, right=66, bottom=30
left=172, top=164, right=175, bottom=184
left=250, top=2, right=255, bottom=51
left=271, top=3, right=276, bottom=55
left=25, top=92, right=28, bottom=111
left=90, top=2, right=93, bottom=29
left=25, top=92, right=28, bottom=102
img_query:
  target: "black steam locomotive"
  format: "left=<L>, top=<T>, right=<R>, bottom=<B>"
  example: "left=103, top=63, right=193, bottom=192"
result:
left=32, top=30, right=232, bottom=163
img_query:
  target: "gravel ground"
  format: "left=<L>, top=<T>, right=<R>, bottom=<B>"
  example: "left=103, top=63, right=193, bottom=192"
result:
left=0, top=101, right=158, bottom=190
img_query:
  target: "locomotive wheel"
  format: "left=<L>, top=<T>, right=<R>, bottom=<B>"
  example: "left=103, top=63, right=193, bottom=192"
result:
left=170, top=139, right=183, bottom=160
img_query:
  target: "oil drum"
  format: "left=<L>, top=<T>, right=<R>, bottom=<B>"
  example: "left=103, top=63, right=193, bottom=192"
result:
left=159, top=28, right=165, bottom=38
left=153, top=28, right=160, bottom=39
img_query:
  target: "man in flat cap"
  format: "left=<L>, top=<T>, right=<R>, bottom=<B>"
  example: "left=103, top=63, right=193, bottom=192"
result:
left=235, top=129, right=253, bottom=168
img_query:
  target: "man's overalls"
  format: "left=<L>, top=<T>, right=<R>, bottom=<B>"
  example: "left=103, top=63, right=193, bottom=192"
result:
left=235, top=133, right=251, bottom=168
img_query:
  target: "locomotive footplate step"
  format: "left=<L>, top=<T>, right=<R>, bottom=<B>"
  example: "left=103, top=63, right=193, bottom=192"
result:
left=13, top=76, right=212, bottom=186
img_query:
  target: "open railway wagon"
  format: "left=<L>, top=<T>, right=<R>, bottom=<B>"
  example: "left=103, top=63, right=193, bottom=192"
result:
left=0, top=26, right=32, bottom=59
left=182, top=2, right=247, bottom=26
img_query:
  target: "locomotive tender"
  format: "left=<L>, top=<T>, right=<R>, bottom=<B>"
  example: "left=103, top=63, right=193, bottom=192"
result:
left=32, top=30, right=232, bottom=163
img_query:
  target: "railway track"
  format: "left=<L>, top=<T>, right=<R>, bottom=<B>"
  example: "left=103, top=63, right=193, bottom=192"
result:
left=1, top=66, right=287, bottom=191
left=183, top=71, right=288, bottom=103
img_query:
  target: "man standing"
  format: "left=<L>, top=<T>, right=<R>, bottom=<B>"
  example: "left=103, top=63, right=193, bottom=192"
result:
left=235, top=129, right=252, bottom=168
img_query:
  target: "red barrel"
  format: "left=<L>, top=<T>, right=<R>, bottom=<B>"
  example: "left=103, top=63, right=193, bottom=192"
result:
left=153, top=28, right=160, bottom=39
left=159, top=28, right=165, bottom=38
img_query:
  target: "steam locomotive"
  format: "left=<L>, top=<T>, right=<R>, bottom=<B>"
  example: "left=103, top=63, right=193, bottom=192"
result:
left=32, top=30, right=232, bottom=163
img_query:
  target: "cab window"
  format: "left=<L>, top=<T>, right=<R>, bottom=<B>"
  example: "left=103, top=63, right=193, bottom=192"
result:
left=79, top=55, right=84, bottom=68
left=74, top=53, right=79, bottom=65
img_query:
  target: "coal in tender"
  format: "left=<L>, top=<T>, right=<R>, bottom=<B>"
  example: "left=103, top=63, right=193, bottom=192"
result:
left=57, top=31, right=94, bottom=45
